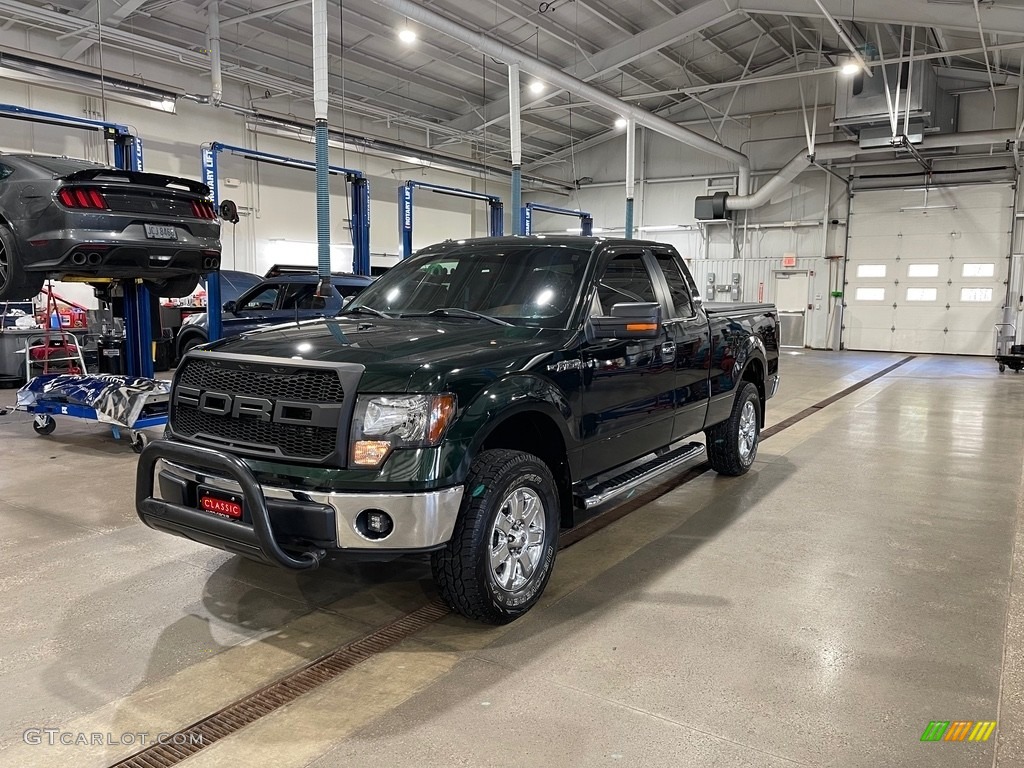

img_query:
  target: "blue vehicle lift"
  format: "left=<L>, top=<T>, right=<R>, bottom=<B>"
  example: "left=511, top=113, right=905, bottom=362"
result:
left=520, top=202, right=593, bottom=237
left=1, top=103, right=173, bottom=450
left=201, top=142, right=371, bottom=341
left=0, top=103, right=155, bottom=379
left=398, top=180, right=503, bottom=259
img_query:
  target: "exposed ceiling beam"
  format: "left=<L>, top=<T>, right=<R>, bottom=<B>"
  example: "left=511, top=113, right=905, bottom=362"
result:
left=443, top=0, right=741, bottom=134
left=222, top=0, right=310, bottom=25
left=742, top=0, right=1024, bottom=37
left=61, top=0, right=153, bottom=61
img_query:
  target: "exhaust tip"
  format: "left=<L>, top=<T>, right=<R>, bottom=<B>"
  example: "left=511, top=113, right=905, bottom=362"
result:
left=70, top=252, right=88, bottom=266
left=87, top=252, right=103, bottom=266
left=203, top=257, right=220, bottom=270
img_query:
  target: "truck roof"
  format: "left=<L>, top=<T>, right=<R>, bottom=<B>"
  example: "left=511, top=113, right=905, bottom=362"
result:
left=426, top=235, right=674, bottom=250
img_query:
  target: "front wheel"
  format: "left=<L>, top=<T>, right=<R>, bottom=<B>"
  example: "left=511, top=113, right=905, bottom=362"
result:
left=0, top=223, right=44, bottom=302
left=431, top=449, right=560, bottom=624
left=705, top=381, right=761, bottom=476
left=33, top=414, right=56, bottom=435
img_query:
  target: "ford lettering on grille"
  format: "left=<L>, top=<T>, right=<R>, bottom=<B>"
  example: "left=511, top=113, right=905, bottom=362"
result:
left=175, top=386, right=341, bottom=427
left=171, top=358, right=348, bottom=462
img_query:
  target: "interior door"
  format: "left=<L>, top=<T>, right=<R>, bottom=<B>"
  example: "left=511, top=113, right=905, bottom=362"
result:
left=651, top=248, right=712, bottom=441
left=580, top=250, right=675, bottom=475
left=774, top=271, right=808, bottom=348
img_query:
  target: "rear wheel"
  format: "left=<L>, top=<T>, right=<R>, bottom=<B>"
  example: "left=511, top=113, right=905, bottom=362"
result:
left=431, top=449, right=559, bottom=624
left=144, top=274, right=200, bottom=299
left=0, top=223, right=44, bottom=302
left=705, top=381, right=761, bottom=476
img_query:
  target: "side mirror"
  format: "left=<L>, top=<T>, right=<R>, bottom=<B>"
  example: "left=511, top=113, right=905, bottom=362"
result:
left=587, top=302, right=662, bottom=340
left=223, top=300, right=238, bottom=314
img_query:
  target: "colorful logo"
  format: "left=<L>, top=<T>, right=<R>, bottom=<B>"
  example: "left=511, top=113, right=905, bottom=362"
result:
left=920, top=721, right=996, bottom=742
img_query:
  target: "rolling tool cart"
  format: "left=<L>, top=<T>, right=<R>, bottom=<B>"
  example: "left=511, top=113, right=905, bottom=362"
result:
left=994, top=323, right=1024, bottom=373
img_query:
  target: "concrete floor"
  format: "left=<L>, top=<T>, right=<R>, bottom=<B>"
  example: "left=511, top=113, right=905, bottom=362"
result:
left=0, top=351, right=1021, bottom=768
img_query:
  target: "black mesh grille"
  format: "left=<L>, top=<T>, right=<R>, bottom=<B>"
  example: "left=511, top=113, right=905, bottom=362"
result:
left=171, top=359, right=345, bottom=462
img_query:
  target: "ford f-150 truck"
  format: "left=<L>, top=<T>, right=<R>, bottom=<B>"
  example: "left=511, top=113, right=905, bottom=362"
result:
left=136, top=237, right=779, bottom=624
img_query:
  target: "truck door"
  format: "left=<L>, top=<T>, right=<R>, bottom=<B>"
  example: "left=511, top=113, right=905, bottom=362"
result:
left=651, top=248, right=712, bottom=440
left=580, top=250, right=675, bottom=476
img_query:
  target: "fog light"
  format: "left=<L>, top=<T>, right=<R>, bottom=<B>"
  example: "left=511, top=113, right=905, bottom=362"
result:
left=353, top=440, right=390, bottom=466
left=356, top=509, right=394, bottom=540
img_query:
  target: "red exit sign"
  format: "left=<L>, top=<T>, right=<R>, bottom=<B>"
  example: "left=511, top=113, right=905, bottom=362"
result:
left=781, top=253, right=797, bottom=268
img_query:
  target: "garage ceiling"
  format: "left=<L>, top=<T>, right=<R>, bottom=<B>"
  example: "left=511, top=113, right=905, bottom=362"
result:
left=1, top=0, right=1023, bottom=167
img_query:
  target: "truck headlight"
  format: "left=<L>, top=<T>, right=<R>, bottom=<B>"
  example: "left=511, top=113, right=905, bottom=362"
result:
left=350, top=394, right=456, bottom=467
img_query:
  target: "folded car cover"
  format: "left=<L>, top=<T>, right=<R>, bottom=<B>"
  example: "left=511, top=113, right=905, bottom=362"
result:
left=17, top=374, right=170, bottom=428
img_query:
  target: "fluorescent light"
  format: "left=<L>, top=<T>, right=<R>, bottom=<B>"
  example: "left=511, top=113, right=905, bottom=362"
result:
left=640, top=224, right=682, bottom=232
left=529, top=81, right=545, bottom=94
left=840, top=62, right=861, bottom=76
left=398, top=28, right=416, bottom=43
left=614, top=117, right=628, bottom=129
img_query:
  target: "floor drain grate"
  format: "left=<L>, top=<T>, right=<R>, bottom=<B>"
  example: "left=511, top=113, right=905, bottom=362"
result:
left=109, top=600, right=450, bottom=768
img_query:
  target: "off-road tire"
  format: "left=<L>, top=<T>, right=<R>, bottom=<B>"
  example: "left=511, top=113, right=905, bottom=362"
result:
left=705, top=381, right=761, bottom=476
left=431, top=449, right=559, bottom=624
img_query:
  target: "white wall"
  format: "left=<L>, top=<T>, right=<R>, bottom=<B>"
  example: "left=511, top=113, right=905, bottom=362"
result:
left=526, top=77, right=1023, bottom=349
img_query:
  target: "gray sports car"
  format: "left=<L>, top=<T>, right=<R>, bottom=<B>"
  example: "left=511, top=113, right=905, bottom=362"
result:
left=0, top=153, right=221, bottom=301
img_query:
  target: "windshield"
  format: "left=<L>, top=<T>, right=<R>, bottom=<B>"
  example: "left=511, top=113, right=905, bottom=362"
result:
left=347, top=244, right=591, bottom=328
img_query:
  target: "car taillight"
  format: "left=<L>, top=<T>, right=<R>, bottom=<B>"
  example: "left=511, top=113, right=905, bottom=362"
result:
left=190, top=200, right=217, bottom=220
left=57, top=187, right=108, bottom=210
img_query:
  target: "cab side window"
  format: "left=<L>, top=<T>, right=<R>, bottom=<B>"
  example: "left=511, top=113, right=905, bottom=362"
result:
left=240, top=285, right=280, bottom=311
left=594, top=253, right=657, bottom=315
left=654, top=251, right=696, bottom=318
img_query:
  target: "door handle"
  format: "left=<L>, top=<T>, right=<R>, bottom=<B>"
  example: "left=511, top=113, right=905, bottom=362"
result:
left=661, top=341, right=676, bottom=362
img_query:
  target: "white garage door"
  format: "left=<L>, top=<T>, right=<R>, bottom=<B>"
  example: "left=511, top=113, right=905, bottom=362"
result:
left=845, top=185, right=1011, bottom=354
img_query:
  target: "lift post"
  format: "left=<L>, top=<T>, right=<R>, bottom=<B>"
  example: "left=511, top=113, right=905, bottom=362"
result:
left=200, top=142, right=372, bottom=341
left=520, top=202, right=594, bottom=237
left=398, top=180, right=503, bottom=259
left=0, top=103, right=156, bottom=378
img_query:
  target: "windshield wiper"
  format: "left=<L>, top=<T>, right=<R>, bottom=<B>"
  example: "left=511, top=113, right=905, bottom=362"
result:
left=403, top=307, right=512, bottom=326
left=339, top=306, right=391, bottom=319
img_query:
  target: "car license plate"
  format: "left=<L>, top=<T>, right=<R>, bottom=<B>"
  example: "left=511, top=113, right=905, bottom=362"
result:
left=144, top=224, right=178, bottom=240
left=197, top=487, right=244, bottom=520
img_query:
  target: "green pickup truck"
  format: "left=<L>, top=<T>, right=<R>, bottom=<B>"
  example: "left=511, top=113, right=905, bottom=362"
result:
left=137, top=236, right=780, bottom=623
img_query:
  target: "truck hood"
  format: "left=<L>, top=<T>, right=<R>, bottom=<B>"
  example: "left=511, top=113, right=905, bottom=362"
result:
left=201, top=316, right=573, bottom=392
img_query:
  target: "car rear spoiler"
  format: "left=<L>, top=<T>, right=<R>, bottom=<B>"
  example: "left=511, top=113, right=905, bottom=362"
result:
left=59, top=168, right=210, bottom=196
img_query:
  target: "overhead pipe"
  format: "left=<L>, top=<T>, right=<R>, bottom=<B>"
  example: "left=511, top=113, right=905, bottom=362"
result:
left=311, top=0, right=331, bottom=294
left=723, top=130, right=1018, bottom=212
left=624, top=119, right=636, bottom=239
left=209, top=0, right=222, bottom=107
left=508, top=63, right=523, bottom=235
left=368, top=0, right=752, bottom=195
left=810, top=0, right=872, bottom=77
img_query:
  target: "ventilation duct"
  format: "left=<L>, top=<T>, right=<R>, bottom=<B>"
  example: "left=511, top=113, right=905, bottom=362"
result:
left=696, top=130, right=1017, bottom=217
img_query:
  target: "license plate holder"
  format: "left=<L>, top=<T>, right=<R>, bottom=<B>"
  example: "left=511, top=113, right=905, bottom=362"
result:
left=197, top=485, right=244, bottom=520
left=144, top=223, right=178, bottom=240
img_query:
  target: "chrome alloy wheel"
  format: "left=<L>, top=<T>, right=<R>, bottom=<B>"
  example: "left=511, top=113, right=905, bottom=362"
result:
left=489, top=486, right=547, bottom=592
left=738, top=399, right=758, bottom=463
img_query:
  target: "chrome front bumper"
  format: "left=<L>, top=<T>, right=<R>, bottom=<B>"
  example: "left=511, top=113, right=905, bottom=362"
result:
left=136, top=440, right=463, bottom=569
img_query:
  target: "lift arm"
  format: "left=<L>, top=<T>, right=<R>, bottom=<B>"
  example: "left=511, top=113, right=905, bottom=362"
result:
left=200, top=142, right=372, bottom=339
left=398, top=180, right=503, bottom=259
left=521, top=202, right=593, bottom=237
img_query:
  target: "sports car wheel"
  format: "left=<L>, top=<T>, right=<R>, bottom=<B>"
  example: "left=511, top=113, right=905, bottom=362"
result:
left=0, top=224, right=45, bottom=302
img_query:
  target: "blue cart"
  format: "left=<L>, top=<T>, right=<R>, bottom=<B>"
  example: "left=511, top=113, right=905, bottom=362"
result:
left=18, top=373, right=169, bottom=452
